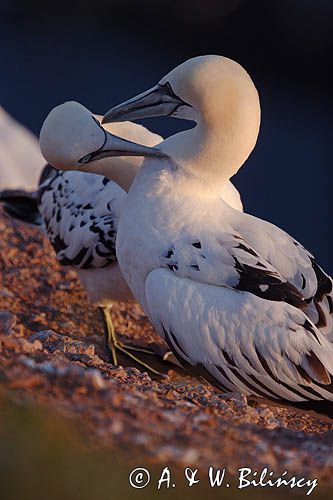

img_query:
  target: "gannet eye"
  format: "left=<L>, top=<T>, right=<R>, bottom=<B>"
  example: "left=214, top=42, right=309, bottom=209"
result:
left=79, top=153, right=93, bottom=164
left=158, top=81, right=192, bottom=109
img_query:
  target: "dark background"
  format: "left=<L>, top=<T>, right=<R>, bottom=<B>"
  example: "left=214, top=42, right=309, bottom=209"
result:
left=1, top=0, right=332, bottom=270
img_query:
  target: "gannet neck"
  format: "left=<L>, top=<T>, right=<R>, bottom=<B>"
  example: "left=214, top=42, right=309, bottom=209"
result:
left=160, top=97, right=260, bottom=185
left=163, top=56, right=261, bottom=183
left=78, top=156, right=140, bottom=191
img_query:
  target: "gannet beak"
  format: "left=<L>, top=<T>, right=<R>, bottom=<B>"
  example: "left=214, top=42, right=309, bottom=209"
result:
left=78, top=130, right=165, bottom=164
left=102, top=83, right=191, bottom=124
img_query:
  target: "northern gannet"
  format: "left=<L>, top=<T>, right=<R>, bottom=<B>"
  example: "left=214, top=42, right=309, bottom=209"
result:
left=102, top=55, right=333, bottom=417
left=1, top=102, right=165, bottom=373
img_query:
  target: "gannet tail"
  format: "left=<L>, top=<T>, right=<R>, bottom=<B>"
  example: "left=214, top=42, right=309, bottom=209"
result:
left=0, top=188, right=42, bottom=226
left=0, top=164, right=58, bottom=226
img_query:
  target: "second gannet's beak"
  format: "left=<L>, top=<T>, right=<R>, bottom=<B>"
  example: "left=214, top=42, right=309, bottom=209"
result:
left=102, top=83, right=191, bottom=124
left=78, top=130, right=165, bottom=164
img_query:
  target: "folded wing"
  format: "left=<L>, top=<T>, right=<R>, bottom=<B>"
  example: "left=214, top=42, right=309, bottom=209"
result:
left=146, top=269, right=333, bottom=413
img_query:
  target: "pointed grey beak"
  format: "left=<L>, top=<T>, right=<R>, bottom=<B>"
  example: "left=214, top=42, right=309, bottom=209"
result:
left=102, top=83, right=191, bottom=124
left=78, top=129, right=165, bottom=164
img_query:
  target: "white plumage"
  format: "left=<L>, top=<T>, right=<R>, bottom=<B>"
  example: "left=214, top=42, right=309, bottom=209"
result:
left=38, top=102, right=243, bottom=307
left=146, top=271, right=333, bottom=402
left=101, top=55, right=333, bottom=416
left=0, top=106, right=44, bottom=190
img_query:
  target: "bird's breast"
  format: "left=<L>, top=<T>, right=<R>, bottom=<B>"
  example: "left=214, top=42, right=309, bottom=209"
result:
left=116, top=177, right=187, bottom=311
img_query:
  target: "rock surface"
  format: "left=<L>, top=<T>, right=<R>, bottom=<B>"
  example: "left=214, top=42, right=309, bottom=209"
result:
left=1, top=207, right=333, bottom=485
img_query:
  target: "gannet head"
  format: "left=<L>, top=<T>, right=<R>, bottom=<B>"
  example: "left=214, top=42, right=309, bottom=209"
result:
left=39, top=101, right=165, bottom=172
left=103, top=55, right=260, bottom=128
left=103, top=56, right=260, bottom=180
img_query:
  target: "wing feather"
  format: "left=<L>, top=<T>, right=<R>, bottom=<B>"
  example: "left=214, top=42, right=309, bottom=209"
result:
left=159, top=209, right=332, bottom=335
left=39, top=171, right=126, bottom=269
left=161, top=233, right=307, bottom=310
left=146, top=269, right=333, bottom=410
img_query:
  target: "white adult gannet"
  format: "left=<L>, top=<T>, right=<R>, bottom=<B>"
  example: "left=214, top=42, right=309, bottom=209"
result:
left=102, top=55, right=333, bottom=417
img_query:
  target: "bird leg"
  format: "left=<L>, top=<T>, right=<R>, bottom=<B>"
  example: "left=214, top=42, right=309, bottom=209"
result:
left=99, top=306, right=165, bottom=376
left=100, top=305, right=158, bottom=355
